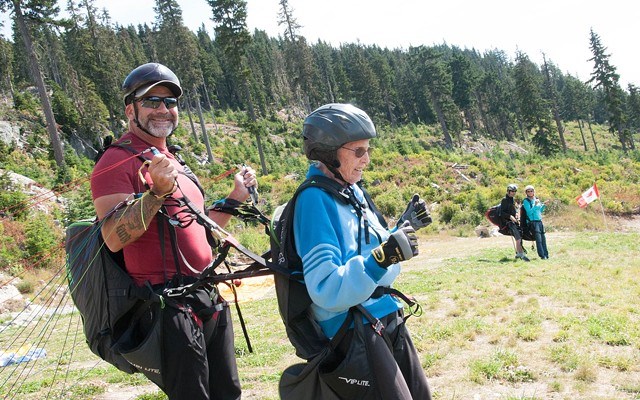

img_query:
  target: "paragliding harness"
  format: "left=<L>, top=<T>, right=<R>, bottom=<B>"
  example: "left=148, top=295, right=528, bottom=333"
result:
left=519, top=198, right=536, bottom=241
left=485, top=202, right=534, bottom=241
left=65, top=139, right=270, bottom=387
left=268, top=175, right=422, bottom=399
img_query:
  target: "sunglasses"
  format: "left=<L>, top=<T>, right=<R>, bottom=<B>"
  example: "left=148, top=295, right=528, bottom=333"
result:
left=341, top=146, right=372, bottom=158
left=526, top=190, right=534, bottom=192
left=138, top=96, right=178, bottom=109
left=508, top=190, right=517, bottom=193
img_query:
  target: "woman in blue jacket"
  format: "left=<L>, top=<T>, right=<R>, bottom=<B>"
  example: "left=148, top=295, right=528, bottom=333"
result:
left=292, top=103, right=431, bottom=399
left=522, top=185, right=550, bottom=259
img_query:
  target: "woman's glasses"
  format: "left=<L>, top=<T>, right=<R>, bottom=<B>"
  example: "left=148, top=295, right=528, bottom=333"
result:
left=139, top=96, right=178, bottom=109
left=341, top=146, right=372, bottom=158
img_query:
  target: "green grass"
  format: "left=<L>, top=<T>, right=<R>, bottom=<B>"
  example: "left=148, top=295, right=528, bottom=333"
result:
left=1, top=231, right=639, bottom=399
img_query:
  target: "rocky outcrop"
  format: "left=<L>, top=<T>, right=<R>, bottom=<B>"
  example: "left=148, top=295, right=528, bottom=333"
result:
left=0, top=120, right=23, bottom=148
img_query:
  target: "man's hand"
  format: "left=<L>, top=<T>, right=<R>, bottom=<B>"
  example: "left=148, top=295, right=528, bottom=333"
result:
left=229, top=165, right=258, bottom=202
left=148, top=153, right=178, bottom=197
left=397, top=194, right=432, bottom=230
left=372, top=222, right=419, bottom=268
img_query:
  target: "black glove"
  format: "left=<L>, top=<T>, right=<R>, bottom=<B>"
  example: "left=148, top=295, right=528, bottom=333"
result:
left=207, top=197, right=243, bottom=216
left=397, top=194, right=432, bottom=230
left=372, top=222, right=419, bottom=268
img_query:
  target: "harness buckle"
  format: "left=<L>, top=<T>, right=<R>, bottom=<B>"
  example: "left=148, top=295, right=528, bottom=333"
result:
left=371, top=319, right=385, bottom=336
left=164, top=286, right=187, bottom=297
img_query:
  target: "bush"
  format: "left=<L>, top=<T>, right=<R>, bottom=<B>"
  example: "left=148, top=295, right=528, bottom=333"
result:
left=24, top=215, right=64, bottom=269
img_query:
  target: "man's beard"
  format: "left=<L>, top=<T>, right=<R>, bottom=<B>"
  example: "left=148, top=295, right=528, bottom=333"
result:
left=139, top=114, right=178, bottom=138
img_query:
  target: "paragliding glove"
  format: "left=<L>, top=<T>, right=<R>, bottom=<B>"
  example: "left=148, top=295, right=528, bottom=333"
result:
left=207, top=197, right=243, bottom=216
left=372, top=222, right=419, bottom=268
left=397, top=193, right=432, bottom=230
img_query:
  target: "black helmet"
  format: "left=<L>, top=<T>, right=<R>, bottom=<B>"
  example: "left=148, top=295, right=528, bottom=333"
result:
left=122, top=63, right=182, bottom=105
left=302, top=103, right=376, bottom=162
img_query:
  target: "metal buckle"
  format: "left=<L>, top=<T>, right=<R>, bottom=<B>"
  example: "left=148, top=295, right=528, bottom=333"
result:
left=164, top=286, right=187, bottom=297
left=371, top=319, right=385, bottom=336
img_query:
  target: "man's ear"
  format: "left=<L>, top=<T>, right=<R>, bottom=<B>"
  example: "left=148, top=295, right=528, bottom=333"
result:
left=125, top=103, right=135, bottom=121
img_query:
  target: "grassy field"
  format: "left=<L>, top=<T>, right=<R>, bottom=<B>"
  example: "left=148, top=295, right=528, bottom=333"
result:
left=1, top=227, right=639, bottom=399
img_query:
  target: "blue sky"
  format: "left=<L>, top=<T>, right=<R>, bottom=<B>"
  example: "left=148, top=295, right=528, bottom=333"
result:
left=2, top=0, right=638, bottom=87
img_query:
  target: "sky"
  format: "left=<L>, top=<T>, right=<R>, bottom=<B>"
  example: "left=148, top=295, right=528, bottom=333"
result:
left=1, top=0, right=639, bottom=87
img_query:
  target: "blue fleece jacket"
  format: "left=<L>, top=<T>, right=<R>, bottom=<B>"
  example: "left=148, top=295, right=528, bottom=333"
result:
left=522, top=197, right=546, bottom=221
left=293, top=164, right=403, bottom=338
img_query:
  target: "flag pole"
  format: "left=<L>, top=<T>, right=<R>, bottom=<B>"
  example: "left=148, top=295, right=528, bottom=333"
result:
left=596, top=185, right=607, bottom=230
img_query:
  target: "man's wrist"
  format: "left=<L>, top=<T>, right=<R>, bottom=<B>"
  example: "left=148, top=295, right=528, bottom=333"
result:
left=149, top=182, right=177, bottom=199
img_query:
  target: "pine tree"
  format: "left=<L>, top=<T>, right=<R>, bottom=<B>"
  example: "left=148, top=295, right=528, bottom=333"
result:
left=1, top=0, right=65, bottom=168
left=513, top=51, right=558, bottom=155
left=278, top=0, right=314, bottom=111
left=450, top=49, right=479, bottom=136
left=207, top=0, right=267, bottom=174
left=411, top=46, right=458, bottom=148
left=541, top=55, right=567, bottom=152
left=587, top=29, right=631, bottom=150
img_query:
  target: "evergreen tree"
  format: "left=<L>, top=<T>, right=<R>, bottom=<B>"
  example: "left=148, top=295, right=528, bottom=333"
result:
left=541, top=55, right=567, bottom=152
left=342, top=43, right=382, bottom=116
left=626, top=84, right=640, bottom=141
left=587, top=29, right=631, bottom=150
left=476, top=50, right=517, bottom=141
left=0, top=33, right=14, bottom=94
left=450, top=49, right=479, bottom=136
left=278, top=0, right=314, bottom=111
left=562, top=74, right=597, bottom=151
left=1, top=0, right=65, bottom=168
left=410, top=45, right=458, bottom=148
left=207, top=0, right=267, bottom=174
left=75, top=0, right=128, bottom=132
left=513, top=51, right=558, bottom=155
left=310, top=40, right=338, bottom=105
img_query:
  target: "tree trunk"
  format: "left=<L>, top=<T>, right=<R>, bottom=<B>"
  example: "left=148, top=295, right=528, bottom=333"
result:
left=475, top=92, right=492, bottom=137
left=13, top=1, right=65, bottom=168
left=587, top=118, right=599, bottom=153
left=577, top=119, right=588, bottom=151
left=429, top=93, right=452, bottom=148
left=617, top=126, right=627, bottom=152
left=464, top=108, right=476, bottom=138
left=243, top=81, right=268, bottom=175
left=184, top=93, right=199, bottom=143
left=552, top=106, right=567, bottom=152
left=194, top=93, right=214, bottom=163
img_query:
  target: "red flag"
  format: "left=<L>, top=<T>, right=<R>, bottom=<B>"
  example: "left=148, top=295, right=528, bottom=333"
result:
left=576, top=183, right=600, bottom=208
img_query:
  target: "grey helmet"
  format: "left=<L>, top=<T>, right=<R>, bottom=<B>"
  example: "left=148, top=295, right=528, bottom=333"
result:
left=122, top=63, right=182, bottom=105
left=302, top=103, right=376, bottom=171
left=507, top=183, right=518, bottom=192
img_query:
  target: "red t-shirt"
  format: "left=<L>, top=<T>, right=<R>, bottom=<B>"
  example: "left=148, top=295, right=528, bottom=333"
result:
left=91, top=132, right=212, bottom=286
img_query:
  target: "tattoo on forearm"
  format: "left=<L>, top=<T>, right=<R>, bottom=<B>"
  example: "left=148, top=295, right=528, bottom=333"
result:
left=112, top=194, right=163, bottom=245
left=116, top=224, right=132, bottom=244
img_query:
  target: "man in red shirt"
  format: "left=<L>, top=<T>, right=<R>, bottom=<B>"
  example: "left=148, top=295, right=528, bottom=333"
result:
left=91, top=63, right=256, bottom=400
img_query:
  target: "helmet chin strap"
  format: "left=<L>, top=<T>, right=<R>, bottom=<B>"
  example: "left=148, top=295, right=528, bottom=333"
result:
left=323, top=160, right=347, bottom=185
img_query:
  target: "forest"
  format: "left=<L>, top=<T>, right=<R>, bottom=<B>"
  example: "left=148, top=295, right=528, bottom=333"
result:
left=0, top=0, right=639, bottom=170
left=0, top=0, right=639, bottom=259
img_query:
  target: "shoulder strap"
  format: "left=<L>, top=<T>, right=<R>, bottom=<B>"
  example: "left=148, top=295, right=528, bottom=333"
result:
left=358, top=181, right=387, bottom=229
left=277, top=176, right=356, bottom=275
left=97, top=137, right=205, bottom=196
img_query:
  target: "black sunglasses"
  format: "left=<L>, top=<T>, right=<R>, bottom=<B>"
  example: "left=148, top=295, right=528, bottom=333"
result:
left=341, top=146, right=372, bottom=158
left=138, top=96, right=178, bottom=109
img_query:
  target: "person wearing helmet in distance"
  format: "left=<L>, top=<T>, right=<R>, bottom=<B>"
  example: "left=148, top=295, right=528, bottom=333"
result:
left=91, top=63, right=257, bottom=400
left=291, top=104, right=432, bottom=399
left=500, top=184, right=530, bottom=261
